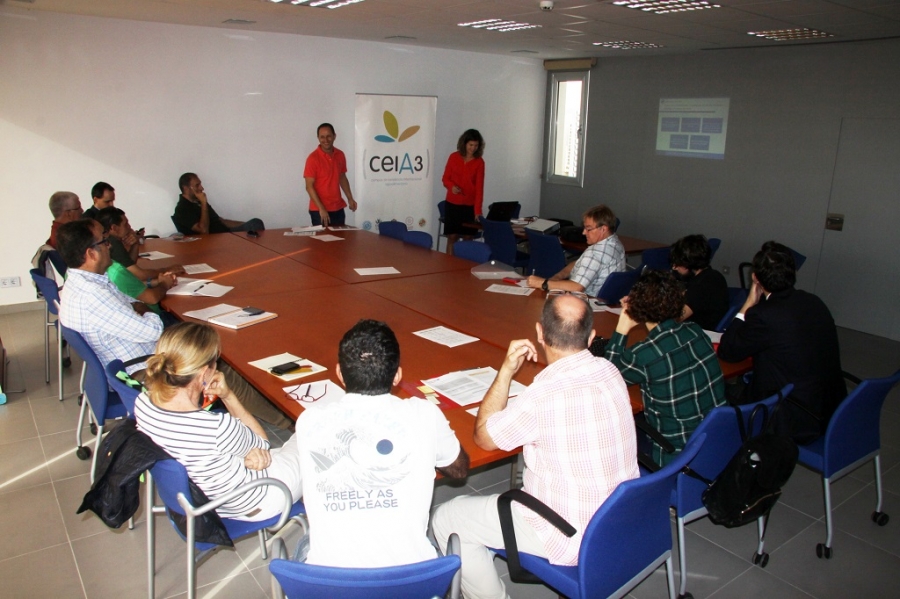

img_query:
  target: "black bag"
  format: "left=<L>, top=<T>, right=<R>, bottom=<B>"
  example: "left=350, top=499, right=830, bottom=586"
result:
left=701, top=402, right=799, bottom=528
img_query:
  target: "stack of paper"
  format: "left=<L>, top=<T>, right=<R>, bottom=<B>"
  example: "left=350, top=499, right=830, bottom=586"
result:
left=423, top=367, right=527, bottom=407
left=248, top=353, right=327, bottom=382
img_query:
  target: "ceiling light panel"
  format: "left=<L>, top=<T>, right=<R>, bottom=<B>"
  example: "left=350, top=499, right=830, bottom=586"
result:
left=458, top=19, right=542, bottom=32
left=611, top=1, right=721, bottom=15
left=747, top=28, right=835, bottom=41
left=270, top=0, right=366, bottom=8
left=593, top=40, right=664, bottom=48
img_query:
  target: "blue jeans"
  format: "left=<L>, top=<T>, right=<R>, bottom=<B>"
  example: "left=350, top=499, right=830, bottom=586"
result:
left=229, top=218, right=265, bottom=232
left=309, top=209, right=346, bottom=227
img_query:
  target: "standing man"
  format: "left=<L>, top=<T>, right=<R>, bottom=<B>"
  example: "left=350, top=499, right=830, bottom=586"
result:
left=172, top=173, right=265, bottom=234
left=526, top=205, right=625, bottom=298
left=83, top=182, right=116, bottom=220
left=46, top=191, right=83, bottom=248
left=718, top=241, right=846, bottom=443
left=432, top=292, right=638, bottom=599
left=296, top=320, right=468, bottom=567
left=304, top=123, right=357, bottom=227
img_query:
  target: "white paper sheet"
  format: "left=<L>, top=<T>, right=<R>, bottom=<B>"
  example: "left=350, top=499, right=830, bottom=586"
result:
left=166, top=278, right=232, bottom=297
left=248, top=353, right=327, bottom=382
left=354, top=267, right=400, bottom=276
left=485, top=284, right=534, bottom=296
left=138, top=251, right=174, bottom=260
left=284, top=379, right=345, bottom=410
left=423, top=367, right=527, bottom=407
left=285, top=231, right=316, bottom=237
left=182, top=303, right=240, bottom=321
left=182, top=263, right=217, bottom=274
left=413, top=326, right=479, bottom=348
left=291, top=225, right=325, bottom=233
left=311, top=234, right=344, bottom=242
left=704, top=330, right=723, bottom=344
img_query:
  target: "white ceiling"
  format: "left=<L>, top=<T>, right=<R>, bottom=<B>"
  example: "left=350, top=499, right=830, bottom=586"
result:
left=5, top=0, right=900, bottom=58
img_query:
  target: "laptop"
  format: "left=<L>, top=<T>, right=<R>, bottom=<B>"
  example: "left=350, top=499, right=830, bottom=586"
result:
left=485, top=202, right=519, bottom=222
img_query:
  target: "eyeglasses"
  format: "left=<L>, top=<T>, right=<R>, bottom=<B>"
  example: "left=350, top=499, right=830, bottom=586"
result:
left=547, top=290, right=589, bottom=300
left=285, top=383, right=327, bottom=404
left=89, top=236, right=111, bottom=250
left=582, top=224, right=604, bottom=233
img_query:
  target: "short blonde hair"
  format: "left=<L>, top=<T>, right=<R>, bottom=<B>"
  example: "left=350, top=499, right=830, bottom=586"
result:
left=145, top=322, right=220, bottom=404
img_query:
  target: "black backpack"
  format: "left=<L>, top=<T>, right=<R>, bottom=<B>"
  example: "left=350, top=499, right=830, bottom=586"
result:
left=694, top=401, right=799, bottom=528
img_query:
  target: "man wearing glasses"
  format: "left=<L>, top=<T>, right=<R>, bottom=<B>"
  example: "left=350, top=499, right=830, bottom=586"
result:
left=433, top=292, right=638, bottom=599
left=525, top=204, right=625, bottom=297
left=46, top=191, right=83, bottom=248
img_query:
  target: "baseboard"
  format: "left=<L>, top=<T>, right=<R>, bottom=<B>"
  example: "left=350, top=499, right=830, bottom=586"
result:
left=0, top=301, right=43, bottom=315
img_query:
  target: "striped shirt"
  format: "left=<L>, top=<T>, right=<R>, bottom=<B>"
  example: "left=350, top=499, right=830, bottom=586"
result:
left=606, top=319, right=725, bottom=466
left=134, top=392, right=270, bottom=518
left=486, top=350, right=638, bottom=566
left=569, top=234, right=626, bottom=297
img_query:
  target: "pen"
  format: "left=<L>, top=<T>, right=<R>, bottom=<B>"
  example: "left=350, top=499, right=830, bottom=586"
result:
left=193, top=283, right=207, bottom=293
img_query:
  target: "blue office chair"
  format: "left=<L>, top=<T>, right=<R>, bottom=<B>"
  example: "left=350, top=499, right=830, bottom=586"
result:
left=670, top=385, right=792, bottom=598
left=481, top=218, right=529, bottom=271
left=491, top=435, right=705, bottom=599
left=60, top=324, right=128, bottom=482
left=436, top=200, right=450, bottom=252
left=708, top=238, right=722, bottom=260
left=268, top=534, right=462, bottom=599
left=639, top=246, right=672, bottom=272
left=796, top=369, right=900, bottom=559
left=403, top=230, right=433, bottom=249
left=452, top=240, right=492, bottom=264
left=715, top=287, right=749, bottom=332
left=147, top=458, right=307, bottom=599
left=30, top=268, right=70, bottom=400
left=378, top=220, right=408, bottom=240
left=595, top=269, right=641, bottom=304
left=105, top=359, right=141, bottom=416
left=526, top=229, right=566, bottom=278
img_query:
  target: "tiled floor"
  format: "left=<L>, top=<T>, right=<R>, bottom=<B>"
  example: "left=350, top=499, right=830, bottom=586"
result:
left=1, top=305, right=898, bottom=598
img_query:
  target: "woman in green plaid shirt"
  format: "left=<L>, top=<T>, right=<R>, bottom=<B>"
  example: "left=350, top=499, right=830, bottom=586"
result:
left=605, top=270, right=726, bottom=466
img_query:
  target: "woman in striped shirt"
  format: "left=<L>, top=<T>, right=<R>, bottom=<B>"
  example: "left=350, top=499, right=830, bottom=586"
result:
left=134, top=322, right=302, bottom=521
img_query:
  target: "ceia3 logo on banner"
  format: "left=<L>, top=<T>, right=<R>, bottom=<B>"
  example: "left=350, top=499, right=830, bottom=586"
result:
left=367, top=111, right=427, bottom=176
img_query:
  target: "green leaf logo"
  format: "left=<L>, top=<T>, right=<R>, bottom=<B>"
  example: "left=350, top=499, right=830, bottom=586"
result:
left=374, top=110, right=420, bottom=143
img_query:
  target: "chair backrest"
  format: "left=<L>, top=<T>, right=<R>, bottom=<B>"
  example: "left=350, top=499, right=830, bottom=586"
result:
left=595, top=269, right=641, bottom=304
left=708, top=238, right=722, bottom=259
left=673, top=385, right=793, bottom=516
left=150, top=458, right=194, bottom=517
left=437, top=200, right=447, bottom=221
left=640, top=246, right=672, bottom=272
left=453, top=241, right=492, bottom=263
left=577, top=435, right=705, bottom=597
left=30, top=268, right=62, bottom=316
left=106, top=359, right=142, bottom=416
left=714, top=304, right=740, bottom=333
left=60, top=324, right=121, bottom=422
left=378, top=221, right=408, bottom=240
left=480, top=218, right=518, bottom=265
left=403, top=230, right=433, bottom=249
left=525, top=230, right=566, bottom=278
left=821, top=369, right=900, bottom=477
left=269, top=553, right=461, bottom=599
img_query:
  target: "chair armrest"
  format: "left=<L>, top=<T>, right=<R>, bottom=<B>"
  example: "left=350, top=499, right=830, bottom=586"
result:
left=638, top=452, right=661, bottom=473
left=497, top=489, right=576, bottom=583
left=635, top=418, right=676, bottom=453
left=177, top=477, right=295, bottom=533
left=842, top=371, right=862, bottom=386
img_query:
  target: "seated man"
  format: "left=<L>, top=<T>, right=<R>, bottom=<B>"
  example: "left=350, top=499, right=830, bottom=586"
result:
left=525, top=205, right=625, bottom=297
left=433, top=292, right=638, bottom=599
left=47, top=191, right=83, bottom=248
left=296, top=319, right=468, bottom=567
left=83, top=182, right=116, bottom=220
left=718, top=241, right=846, bottom=443
left=670, top=234, right=729, bottom=331
left=95, top=207, right=180, bottom=327
left=56, top=219, right=291, bottom=429
left=172, top=172, right=264, bottom=234
left=605, top=270, right=726, bottom=466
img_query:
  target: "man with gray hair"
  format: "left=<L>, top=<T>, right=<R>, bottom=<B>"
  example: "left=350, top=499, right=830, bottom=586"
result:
left=47, top=191, right=83, bottom=248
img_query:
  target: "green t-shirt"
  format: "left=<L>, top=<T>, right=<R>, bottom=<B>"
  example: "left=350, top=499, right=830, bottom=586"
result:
left=106, top=261, right=162, bottom=315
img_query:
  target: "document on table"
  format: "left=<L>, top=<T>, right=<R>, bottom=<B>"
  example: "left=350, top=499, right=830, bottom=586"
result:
left=138, top=251, right=174, bottom=260
left=413, top=326, right=479, bottom=348
left=182, top=303, right=240, bottom=321
left=589, top=298, right=621, bottom=314
left=182, top=263, right=217, bottom=275
left=290, top=225, right=325, bottom=234
left=423, top=367, right=527, bottom=407
left=167, top=278, right=233, bottom=297
left=312, top=234, right=344, bottom=242
left=704, top=330, right=723, bottom=344
left=249, top=352, right=327, bottom=382
left=285, top=231, right=315, bottom=237
left=485, top=284, right=534, bottom=296
left=354, top=267, right=400, bottom=276
left=284, top=379, right=345, bottom=410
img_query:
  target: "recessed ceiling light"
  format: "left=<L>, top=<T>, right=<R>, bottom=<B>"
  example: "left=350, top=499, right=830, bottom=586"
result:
left=747, top=28, right=835, bottom=41
left=592, top=40, right=664, bottom=49
left=611, top=1, right=720, bottom=15
left=458, top=19, right=541, bottom=32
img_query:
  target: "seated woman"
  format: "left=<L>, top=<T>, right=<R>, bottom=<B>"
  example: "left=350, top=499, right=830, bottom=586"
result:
left=605, top=270, right=726, bottom=466
left=670, top=234, right=729, bottom=331
left=134, top=322, right=302, bottom=521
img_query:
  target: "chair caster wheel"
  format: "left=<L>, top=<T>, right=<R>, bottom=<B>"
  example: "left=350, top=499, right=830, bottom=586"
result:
left=76, top=446, right=92, bottom=460
left=89, top=422, right=98, bottom=436
left=63, top=357, right=72, bottom=368
left=677, top=593, right=693, bottom=599
left=872, top=511, right=889, bottom=526
left=816, top=543, right=832, bottom=559
left=752, top=551, right=769, bottom=567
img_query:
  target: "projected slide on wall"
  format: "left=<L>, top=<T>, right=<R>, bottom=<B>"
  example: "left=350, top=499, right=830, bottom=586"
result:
left=656, top=98, right=730, bottom=159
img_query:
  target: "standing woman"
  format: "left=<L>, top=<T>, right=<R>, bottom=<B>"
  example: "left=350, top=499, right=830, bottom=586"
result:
left=441, top=129, right=485, bottom=255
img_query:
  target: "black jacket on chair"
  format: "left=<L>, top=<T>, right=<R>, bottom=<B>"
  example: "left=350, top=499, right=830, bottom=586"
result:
left=718, top=287, right=847, bottom=444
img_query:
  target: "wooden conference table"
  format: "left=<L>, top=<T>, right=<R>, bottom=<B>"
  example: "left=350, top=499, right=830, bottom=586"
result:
left=150, top=229, right=750, bottom=469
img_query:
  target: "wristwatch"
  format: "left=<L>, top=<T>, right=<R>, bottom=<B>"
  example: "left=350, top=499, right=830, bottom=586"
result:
left=542, top=278, right=549, bottom=292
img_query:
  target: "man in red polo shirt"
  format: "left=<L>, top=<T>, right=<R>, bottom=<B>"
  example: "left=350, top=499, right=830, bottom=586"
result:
left=304, top=123, right=357, bottom=227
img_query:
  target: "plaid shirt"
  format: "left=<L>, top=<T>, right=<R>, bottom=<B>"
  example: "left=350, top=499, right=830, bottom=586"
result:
left=59, top=268, right=163, bottom=374
left=569, top=234, right=625, bottom=297
left=486, top=350, right=638, bottom=565
left=606, top=319, right=725, bottom=466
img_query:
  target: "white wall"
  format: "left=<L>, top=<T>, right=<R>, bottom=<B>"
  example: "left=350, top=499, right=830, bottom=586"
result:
left=0, top=8, right=546, bottom=306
